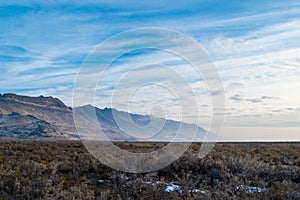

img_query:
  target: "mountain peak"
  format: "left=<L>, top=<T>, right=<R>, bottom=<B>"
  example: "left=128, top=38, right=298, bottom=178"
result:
left=0, top=93, right=69, bottom=110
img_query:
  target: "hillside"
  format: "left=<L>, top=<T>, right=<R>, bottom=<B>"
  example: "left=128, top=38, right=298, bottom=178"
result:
left=0, top=94, right=208, bottom=141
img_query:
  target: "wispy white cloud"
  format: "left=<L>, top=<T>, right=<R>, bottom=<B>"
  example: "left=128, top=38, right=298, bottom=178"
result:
left=1, top=1, right=300, bottom=139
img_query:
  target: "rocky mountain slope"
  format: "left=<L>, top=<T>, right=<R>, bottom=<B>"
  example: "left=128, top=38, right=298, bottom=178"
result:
left=74, top=105, right=208, bottom=141
left=0, top=112, right=57, bottom=139
left=0, top=93, right=75, bottom=139
left=0, top=94, right=208, bottom=140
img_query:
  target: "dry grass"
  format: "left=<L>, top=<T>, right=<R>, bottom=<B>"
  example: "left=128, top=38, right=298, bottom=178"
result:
left=0, top=140, right=299, bottom=199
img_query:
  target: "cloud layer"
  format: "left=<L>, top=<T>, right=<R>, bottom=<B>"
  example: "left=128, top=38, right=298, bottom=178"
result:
left=1, top=1, right=300, bottom=140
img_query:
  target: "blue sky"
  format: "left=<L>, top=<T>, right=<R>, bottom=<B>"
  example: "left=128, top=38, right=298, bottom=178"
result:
left=1, top=1, right=300, bottom=140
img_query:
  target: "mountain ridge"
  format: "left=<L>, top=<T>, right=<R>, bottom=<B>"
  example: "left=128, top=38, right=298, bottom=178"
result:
left=0, top=93, right=208, bottom=141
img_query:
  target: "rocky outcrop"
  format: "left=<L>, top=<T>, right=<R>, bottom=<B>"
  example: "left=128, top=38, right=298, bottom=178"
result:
left=0, top=112, right=58, bottom=139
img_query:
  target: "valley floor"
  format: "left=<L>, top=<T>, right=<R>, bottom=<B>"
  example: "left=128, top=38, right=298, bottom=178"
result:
left=0, top=140, right=299, bottom=199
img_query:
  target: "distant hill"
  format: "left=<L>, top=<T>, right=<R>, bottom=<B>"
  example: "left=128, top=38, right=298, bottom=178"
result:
left=0, top=94, right=208, bottom=141
left=0, top=93, right=76, bottom=139
left=74, top=105, right=208, bottom=141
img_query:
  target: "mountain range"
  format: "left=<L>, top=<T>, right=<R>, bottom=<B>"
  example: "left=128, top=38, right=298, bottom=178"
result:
left=0, top=93, right=208, bottom=141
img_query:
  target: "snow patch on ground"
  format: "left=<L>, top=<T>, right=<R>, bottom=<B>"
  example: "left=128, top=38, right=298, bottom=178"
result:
left=97, top=179, right=111, bottom=184
left=235, top=185, right=267, bottom=193
left=165, top=183, right=182, bottom=194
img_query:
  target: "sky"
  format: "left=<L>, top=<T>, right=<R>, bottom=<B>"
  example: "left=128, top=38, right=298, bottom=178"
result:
left=0, top=0, right=300, bottom=141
